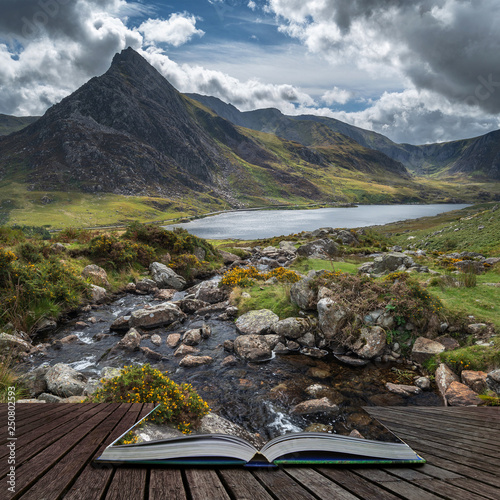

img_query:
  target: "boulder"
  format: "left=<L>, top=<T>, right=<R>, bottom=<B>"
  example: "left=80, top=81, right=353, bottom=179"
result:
left=129, top=302, right=186, bottom=329
left=411, top=337, right=446, bottom=364
left=193, top=281, right=228, bottom=304
left=461, top=370, right=488, bottom=394
left=233, top=335, right=273, bottom=362
left=467, top=323, right=488, bottom=335
left=89, top=285, right=107, bottom=302
left=20, top=365, right=49, bottom=398
left=272, top=317, right=310, bottom=339
left=114, top=328, right=141, bottom=351
left=291, top=397, right=339, bottom=415
left=45, top=363, right=87, bottom=397
left=221, top=355, right=238, bottom=367
left=38, top=393, right=63, bottom=403
left=297, top=239, right=338, bottom=259
left=82, top=264, right=109, bottom=286
left=290, top=276, right=318, bottom=310
left=179, top=355, right=213, bottom=368
left=154, top=289, right=177, bottom=301
left=135, top=279, right=158, bottom=294
left=0, top=332, right=32, bottom=354
left=219, top=250, right=240, bottom=264
left=173, top=298, right=209, bottom=314
left=317, top=298, right=349, bottom=341
left=297, top=332, right=316, bottom=348
left=352, top=327, right=386, bottom=359
left=435, top=363, right=459, bottom=405
left=445, top=381, right=483, bottom=406
left=486, top=369, right=500, bottom=394
left=149, top=262, right=186, bottom=290
left=235, top=309, right=279, bottom=335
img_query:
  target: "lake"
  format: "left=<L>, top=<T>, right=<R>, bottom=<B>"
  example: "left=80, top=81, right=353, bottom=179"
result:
left=170, top=204, right=470, bottom=240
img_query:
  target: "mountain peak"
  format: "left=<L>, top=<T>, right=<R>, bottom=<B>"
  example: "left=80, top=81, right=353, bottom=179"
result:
left=111, top=47, right=146, bottom=66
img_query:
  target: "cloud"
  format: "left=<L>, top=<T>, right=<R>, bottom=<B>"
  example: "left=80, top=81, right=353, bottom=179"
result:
left=140, top=46, right=315, bottom=112
left=322, top=87, right=353, bottom=105
left=138, top=13, right=204, bottom=47
left=266, top=0, right=500, bottom=115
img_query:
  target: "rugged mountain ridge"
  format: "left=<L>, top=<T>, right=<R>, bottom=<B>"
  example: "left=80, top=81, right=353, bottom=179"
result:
left=188, top=94, right=500, bottom=180
left=0, top=48, right=415, bottom=208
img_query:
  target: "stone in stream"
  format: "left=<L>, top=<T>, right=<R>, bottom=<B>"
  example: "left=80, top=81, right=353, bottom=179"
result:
left=129, top=302, right=186, bottom=329
left=114, top=328, right=141, bottom=351
left=149, top=262, right=186, bottom=290
left=194, top=281, right=228, bottom=304
left=221, top=355, right=238, bottom=367
left=174, top=344, right=198, bottom=357
left=166, top=333, right=181, bottom=348
left=45, top=363, right=87, bottom=397
left=233, top=335, right=272, bottom=362
left=110, top=315, right=130, bottom=331
left=150, top=334, right=162, bottom=346
left=173, top=298, right=209, bottom=314
left=179, top=355, right=213, bottom=368
left=182, top=329, right=202, bottom=346
left=334, top=355, right=370, bottom=367
left=235, top=309, right=279, bottom=335
left=140, top=346, right=163, bottom=361
left=385, top=383, right=422, bottom=396
left=0, top=332, right=32, bottom=355
left=291, top=397, right=339, bottom=415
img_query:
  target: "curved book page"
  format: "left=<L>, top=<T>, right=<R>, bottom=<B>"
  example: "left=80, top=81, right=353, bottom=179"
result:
left=95, top=405, right=425, bottom=466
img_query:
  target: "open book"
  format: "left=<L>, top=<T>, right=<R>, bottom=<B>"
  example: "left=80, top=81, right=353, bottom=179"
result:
left=95, top=406, right=425, bottom=467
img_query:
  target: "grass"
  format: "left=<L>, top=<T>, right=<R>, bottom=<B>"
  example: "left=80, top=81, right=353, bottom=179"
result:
left=231, top=284, right=299, bottom=319
left=428, top=282, right=500, bottom=329
left=0, top=358, right=28, bottom=402
left=291, top=258, right=360, bottom=275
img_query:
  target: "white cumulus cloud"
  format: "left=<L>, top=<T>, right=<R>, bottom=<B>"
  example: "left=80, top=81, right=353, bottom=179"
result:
left=138, top=13, right=204, bottom=47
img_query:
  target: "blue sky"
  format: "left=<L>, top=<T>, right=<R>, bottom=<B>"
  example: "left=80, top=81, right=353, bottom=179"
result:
left=1, top=1, right=499, bottom=144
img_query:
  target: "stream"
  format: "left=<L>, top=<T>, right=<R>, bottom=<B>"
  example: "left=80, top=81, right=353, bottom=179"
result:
left=23, top=290, right=441, bottom=441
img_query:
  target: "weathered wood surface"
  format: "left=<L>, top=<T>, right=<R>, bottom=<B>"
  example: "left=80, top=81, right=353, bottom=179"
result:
left=1, top=404, right=497, bottom=499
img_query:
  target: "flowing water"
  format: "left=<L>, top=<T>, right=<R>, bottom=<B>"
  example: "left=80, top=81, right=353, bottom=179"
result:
left=26, top=291, right=441, bottom=441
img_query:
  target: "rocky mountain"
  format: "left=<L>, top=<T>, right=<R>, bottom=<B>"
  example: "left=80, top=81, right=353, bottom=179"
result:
left=0, top=114, right=39, bottom=136
left=0, top=48, right=417, bottom=210
left=188, top=94, right=500, bottom=180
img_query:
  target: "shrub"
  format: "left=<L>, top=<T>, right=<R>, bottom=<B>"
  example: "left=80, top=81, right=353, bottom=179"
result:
left=56, top=227, right=95, bottom=244
left=88, top=365, right=210, bottom=433
left=88, top=235, right=155, bottom=269
left=220, top=266, right=301, bottom=288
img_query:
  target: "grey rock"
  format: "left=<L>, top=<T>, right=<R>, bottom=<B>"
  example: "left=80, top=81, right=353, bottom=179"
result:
left=20, top=365, right=49, bottom=398
left=445, top=381, right=483, bottom=406
left=129, top=302, right=186, bottom=329
left=110, top=315, right=130, bottom=331
left=174, top=344, right=198, bottom=357
left=272, top=317, right=310, bottom=339
left=149, top=262, right=186, bottom=290
left=114, top=328, right=142, bottom=351
left=179, top=355, right=213, bottom=367
left=411, top=337, right=446, bottom=364
left=297, top=239, right=338, bottom=259
left=233, top=335, right=273, bottom=362
left=461, top=370, right=488, bottom=394
left=235, top=309, right=279, bottom=335
left=173, top=298, right=209, bottom=314
left=150, top=334, right=162, bottom=346
left=290, top=276, right=318, bottom=310
left=135, top=279, right=158, bottom=293
left=45, top=363, right=87, bottom=397
left=352, top=326, right=386, bottom=359
left=486, top=369, right=500, bottom=394
left=194, top=281, right=228, bottom=304
left=415, top=377, right=431, bottom=390
left=38, top=393, right=64, bottom=403
left=182, top=329, right=202, bottom=346
left=140, top=346, right=163, bottom=361
left=291, top=397, right=340, bottom=415
left=82, top=264, right=109, bottom=286
left=0, top=332, right=32, bottom=354
left=435, top=363, right=459, bottom=405
left=89, top=284, right=107, bottom=302
left=317, top=298, right=349, bottom=341
left=166, top=333, right=181, bottom=348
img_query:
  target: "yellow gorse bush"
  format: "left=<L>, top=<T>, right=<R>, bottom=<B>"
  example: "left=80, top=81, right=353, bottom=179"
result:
left=220, top=265, right=301, bottom=287
left=88, top=364, right=210, bottom=434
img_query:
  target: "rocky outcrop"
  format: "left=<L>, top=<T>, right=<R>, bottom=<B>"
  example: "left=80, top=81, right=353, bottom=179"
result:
left=129, top=302, right=186, bottom=329
left=358, top=252, right=428, bottom=276
left=317, top=298, right=349, bottom=341
left=290, top=275, right=318, bottom=310
left=297, top=239, right=338, bottom=259
left=45, top=363, right=87, bottom=397
left=235, top=309, right=279, bottom=335
left=149, top=262, right=186, bottom=290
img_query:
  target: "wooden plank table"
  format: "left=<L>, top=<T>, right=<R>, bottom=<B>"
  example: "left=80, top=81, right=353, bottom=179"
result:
left=1, top=404, right=498, bottom=499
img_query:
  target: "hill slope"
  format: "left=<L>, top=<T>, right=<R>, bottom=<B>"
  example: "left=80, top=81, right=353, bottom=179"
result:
left=0, top=114, right=39, bottom=136
left=188, top=94, right=500, bottom=181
